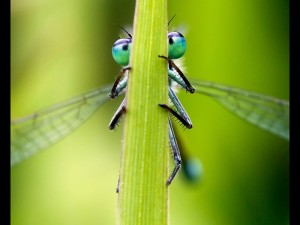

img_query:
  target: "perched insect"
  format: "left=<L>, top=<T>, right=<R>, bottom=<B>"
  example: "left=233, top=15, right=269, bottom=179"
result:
left=11, top=27, right=289, bottom=188
left=108, top=26, right=197, bottom=185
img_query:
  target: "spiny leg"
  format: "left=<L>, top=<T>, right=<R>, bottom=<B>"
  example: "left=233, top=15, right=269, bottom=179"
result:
left=108, top=97, right=126, bottom=130
left=158, top=55, right=195, bottom=93
left=167, top=117, right=182, bottom=185
left=168, top=87, right=192, bottom=128
left=159, top=104, right=192, bottom=129
left=158, top=87, right=192, bottom=129
left=110, top=66, right=130, bottom=99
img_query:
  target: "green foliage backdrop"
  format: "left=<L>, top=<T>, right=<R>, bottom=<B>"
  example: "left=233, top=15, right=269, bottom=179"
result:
left=11, top=0, right=289, bottom=225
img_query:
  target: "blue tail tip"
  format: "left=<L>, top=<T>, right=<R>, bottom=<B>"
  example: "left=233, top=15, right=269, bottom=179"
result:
left=182, top=158, right=203, bottom=183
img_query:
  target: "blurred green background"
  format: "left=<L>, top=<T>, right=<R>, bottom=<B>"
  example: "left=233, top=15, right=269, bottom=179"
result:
left=11, top=0, right=289, bottom=225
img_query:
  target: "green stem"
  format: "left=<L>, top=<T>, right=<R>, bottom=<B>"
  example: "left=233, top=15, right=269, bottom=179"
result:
left=117, top=0, right=169, bottom=225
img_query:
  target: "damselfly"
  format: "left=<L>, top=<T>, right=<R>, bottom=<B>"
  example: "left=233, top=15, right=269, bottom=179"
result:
left=11, top=28, right=289, bottom=186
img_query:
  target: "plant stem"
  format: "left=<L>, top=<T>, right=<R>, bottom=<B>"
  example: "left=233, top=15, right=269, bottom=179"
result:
left=116, top=0, right=169, bottom=224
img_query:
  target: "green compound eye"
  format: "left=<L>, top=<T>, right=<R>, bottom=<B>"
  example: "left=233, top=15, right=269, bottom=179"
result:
left=168, top=32, right=186, bottom=59
left=112, top=38, right=132, bottom=66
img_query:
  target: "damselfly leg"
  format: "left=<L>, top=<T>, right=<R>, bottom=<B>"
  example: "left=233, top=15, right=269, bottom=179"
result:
left=159, top=55, right=195, bottom=94
left=108, top=97, right=127, bottom=130
left=110, top=67, right=130, bottom=99
left=167, top=117, right=182, bottom=185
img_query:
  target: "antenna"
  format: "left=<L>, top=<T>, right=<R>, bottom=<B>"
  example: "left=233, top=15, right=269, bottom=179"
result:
left=168, top=14, right=176, bottom=26
left=114, top=23, right=132, bottom=38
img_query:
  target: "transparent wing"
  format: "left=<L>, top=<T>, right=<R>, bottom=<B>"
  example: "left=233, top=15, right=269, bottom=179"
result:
left=11, top=79, right=289, bottom=166
left=11, top=84, right=115, bottom=166
left=191, top=79, right=289, bottom=141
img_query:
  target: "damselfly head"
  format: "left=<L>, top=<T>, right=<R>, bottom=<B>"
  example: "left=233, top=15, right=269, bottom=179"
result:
left=168, top=32, right=186, bottom=60
left=112, top=25, right=132, bottom=66
left=112, top=38, right=132, bottom=66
